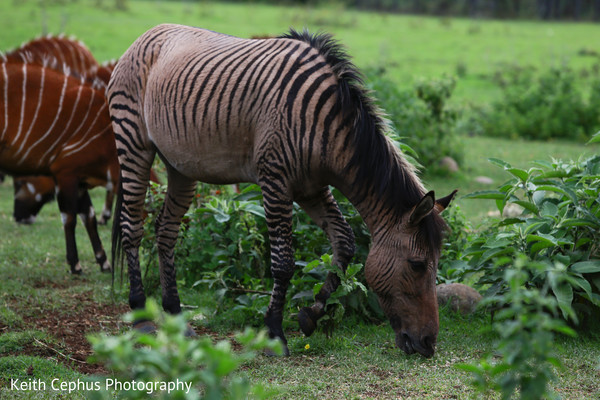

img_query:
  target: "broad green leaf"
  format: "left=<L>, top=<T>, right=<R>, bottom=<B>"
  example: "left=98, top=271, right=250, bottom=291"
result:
left=560, top=218, right=599, bottom=228
left=531, top=241, right=555, bottom=253
left=488, top=157, right=512, bottom=169
left=587, top=131, right=600, bottom=144
left=531, top=160, right=553, bottom=169
left=526, top=233, right=558, bottom=246
left=536, top=185, right=577, bottom=203
left=540, top=201, right=558, bottom=218
left=496, top=198, right=506, bottom=215
left=570, top=260, right=600, bottom=274
left=481, top=246, right=515, bottom=262
left=532, top=190, right=547, bottom=206
left=524, top=219, right=550, bottom=234
left=484, top=235, right=516, bottom=248
left=513, top=200, right=538, bottom=215
left=240, top=202, right=266, bottom=219
left=499, top=217, right=526, bottom=226
left=566, top=275, right=594, bottom=298
left=551, top=282, right=574, bottom=320
left=506, top=167, right=529, bottom=181
left=463, top=190, right=506, bottom=200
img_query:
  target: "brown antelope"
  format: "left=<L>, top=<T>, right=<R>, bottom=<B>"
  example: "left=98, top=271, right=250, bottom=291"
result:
left=109, top=24, right=456, bottom=357
left=5, top=34, right=98, bottom=77
left=12, top=166, right=161, bottom=226
left=5, top=36, right=120, bottom=226
left=0, top=56, right=116, bottom=274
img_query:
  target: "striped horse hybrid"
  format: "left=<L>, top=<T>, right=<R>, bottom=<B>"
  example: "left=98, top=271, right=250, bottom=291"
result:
left=108, top=24, right=456, bottom=357
left=5, top=36, right=120, bottom=226
left=0, top=56, right=117, bottom=274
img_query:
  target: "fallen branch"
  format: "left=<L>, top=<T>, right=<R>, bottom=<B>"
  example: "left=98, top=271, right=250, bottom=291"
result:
left=33, top=338, right=87, bottom=364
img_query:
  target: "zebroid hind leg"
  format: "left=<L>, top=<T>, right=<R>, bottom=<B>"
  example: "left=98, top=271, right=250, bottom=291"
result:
left=296, top=188, right=356, bottom=337
left=115, top=147, right=156, bottom=331
left=155, top=165, right=197, bottom=336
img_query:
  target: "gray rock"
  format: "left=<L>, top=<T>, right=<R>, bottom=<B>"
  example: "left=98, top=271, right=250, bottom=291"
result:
left=475, top=176, right=494, bottom=185
left=439, top=156, right=459, bottom=173
left=437, top=283, right=482, bottom=314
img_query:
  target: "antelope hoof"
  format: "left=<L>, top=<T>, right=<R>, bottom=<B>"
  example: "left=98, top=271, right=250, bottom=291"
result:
left=100, top=260, right=112, bottom=273
left=133, top=320, right=158, bottom=334
left=298, top=307, right=318, bottom=337
left=70, top=263, right=83, bottom=275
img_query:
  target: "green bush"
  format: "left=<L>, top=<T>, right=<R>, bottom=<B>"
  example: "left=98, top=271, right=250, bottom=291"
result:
left=478, top=66, right=600, bottom=141
left=458, top=256, right=577, bottom=400
left=87, top=300, right=280, bottom=400
left=140, top=182, right=381, bottom=329
left=366, top=69, right=464, bottom=174
left=463, top=154, right=600, bottom=322
left=437, top=203, right=473, bottom=284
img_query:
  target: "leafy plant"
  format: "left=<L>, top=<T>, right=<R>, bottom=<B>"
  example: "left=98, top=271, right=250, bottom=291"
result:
left=291, top=254, right=381, bottom=334
left=464, top=154, right=600, bottom=321
left=458, top=256, right=577, bottom=400
left=87, top=299, right=281, bottom=400
left=437, top=204, right=473, bottom=284
left=140, top=181, right=382, bottom=328
left=366, top=68, right=464, bottom=173
left=478, top=65, right=600, bottom=141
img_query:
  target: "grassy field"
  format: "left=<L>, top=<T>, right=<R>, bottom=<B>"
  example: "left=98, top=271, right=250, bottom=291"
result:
left=3, top=0, right=600, bottom=104
left=1, top=0, right=600, bottom=398
left=425, top=135, right=597, bottom=221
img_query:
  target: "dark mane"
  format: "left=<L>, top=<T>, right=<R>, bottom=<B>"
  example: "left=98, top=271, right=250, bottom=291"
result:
left=279, top=28, right=447, bottom=252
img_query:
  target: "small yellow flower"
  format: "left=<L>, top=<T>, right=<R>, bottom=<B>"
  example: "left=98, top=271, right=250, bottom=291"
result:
left=304, top=344, right=310, bottom=350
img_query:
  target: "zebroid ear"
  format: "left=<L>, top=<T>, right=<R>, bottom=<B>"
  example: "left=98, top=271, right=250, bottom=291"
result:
left=434, top=189, right=458, bottom=213
left=408, top=191, right=436, bottom=226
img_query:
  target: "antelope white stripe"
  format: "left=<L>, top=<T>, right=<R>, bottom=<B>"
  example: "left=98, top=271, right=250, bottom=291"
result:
left=1, top=63, right=7, bottom=138
left=62, top=94, right=105, bottom=157
left=11, top=63, right=28, bottom=146
left=19, top=73, right=69, bottom=164
left=41, top=84, right=84, bottom=166
left=15, top=66, right=46, bottom=156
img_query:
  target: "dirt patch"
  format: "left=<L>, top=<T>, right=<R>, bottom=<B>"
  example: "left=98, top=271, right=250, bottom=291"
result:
left=7, top=290, right=129, bottom=375
left=30, top=278, right=79, bottom=290
left=4, top=287, right=231, bottom=376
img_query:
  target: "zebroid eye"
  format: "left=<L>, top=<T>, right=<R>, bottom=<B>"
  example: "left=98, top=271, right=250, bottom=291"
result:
left=408, top=259, right=427, bottom=272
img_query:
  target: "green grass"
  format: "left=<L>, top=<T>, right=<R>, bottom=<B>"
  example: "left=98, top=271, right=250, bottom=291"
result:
left=0, top=356, right=86, bottom=399
left=240, top=311, right=495, bottom=399
left=2, top=0, right=600, bottom=104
